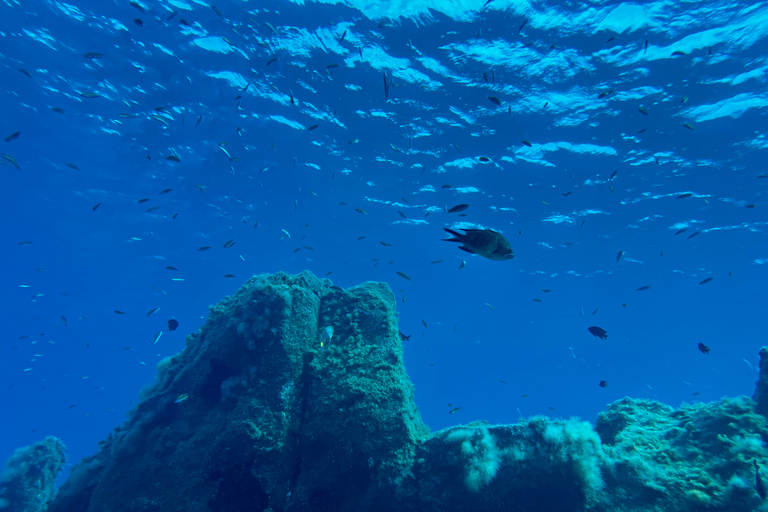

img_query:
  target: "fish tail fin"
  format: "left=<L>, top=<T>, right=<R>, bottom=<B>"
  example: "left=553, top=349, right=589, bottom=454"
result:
left=443, top=227, right=462, bottom=242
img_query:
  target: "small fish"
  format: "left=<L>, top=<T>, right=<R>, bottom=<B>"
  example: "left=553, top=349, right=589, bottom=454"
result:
left=159, top=188, right=172, bottom=194
left=442, top=228, right=513, bottom=261
left=1, top=153, right=20, bottom=169
left=638, top=107, right=649, bottom=115
left=687, top=231, right=701, bottom=240
left=307, top=124, right=319, bottom=131
left=459, top=260, right=466, bottom=269
left=175, top=393, right=189, bottom=404
left=598, top=89, right=614, bottom=99
left=168, top=319, right=179, bottom=331
left=588, top=326, right=608, bottom=340
left=224, top=274, right=235, bottom=278
left=166, top=155, right=181, bottom=162
left=198, top=246, right=211, bottom=251
left=478, top=156, right=491, bottom=163
left=698, top=342, right=710, bottom=354
left=487, top=96, right=501, bottom=106
left=699, top=277, right=713, bottom=285
left=223, top=240, right=235, bottom=249
left=146, top=307, right=160, bottom=317
left=399, top=331, right=411, bottom=342
left=166, top=266, right=178, bottom=271
left=674, top=228, right=688, bottom=236
left=84, top=52, right=105, bottom=59
left=266, top=57, right=278, bottom=66
left=599, top=380, right=608, bottom=388
left=636, top=285, right=652, bottom=291
left=683, top=123, right=695, bottom=131
left=355, top=208, right=367, bottom=215
left=320, top=326, right=334, bottom=347
left=4, top=131, right=21, bottom=142
left=448, top=407, right=461, bottom=414
left=616, top=250, right=625, bottom=263
left=152, top=331, right=163, bottom=344
left=396, top=271, right=411, bottom=281
left=485, top=303, right=495, bottom=311
left=671, top=50, right=686, bottom=56
left=448, top=204, right=470, bottom=214
left=521, top=140, right=533, bottom=147
left=92, top=203, right=101, bottom=211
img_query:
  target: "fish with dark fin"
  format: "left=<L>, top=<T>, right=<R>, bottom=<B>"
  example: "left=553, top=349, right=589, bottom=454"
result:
left=588, top=326, right=608, bottom=340
left=442, top=228, right=513, bottom=261
left=168, top=319, right=179, bottom=331
left=698, top=342, right=710, bottom=354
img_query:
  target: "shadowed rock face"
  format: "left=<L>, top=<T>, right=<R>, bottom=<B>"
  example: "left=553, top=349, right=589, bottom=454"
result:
left=47, top=271, right=429, bottom=512
left=34, top=271, right=768, bottom=512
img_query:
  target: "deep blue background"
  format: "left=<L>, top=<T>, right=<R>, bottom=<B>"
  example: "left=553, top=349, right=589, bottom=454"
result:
left=1, top=0, right=767, bottom=481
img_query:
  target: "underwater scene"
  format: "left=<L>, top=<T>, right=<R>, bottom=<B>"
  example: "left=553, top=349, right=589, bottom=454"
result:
left=2, top=0, right=768, bottom=510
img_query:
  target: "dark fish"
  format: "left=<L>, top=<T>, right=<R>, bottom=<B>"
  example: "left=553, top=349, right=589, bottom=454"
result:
left=5, top=131, right=21, bottom=142
left=84, top=52, right=105, bottom=59
left=448, top=204, right=469, bottom=214
left=598, top=89, right=614, bottom=99
left=671, top=50, right=686, bottom=56
left=159, top=188, right=172, bottom=194
left=517, top=18, right=527, bottom=35
left=442, top=228, right=513, bottom=261
left=487, top=96, right=501, bottom=106
left=383, top=71, right=390, bottom=100
left=756, top=460, right=766, bottom=500
left=636, top=285, right=651, bottom=291
left=266, top=57, right=277, bottom=66
left=698, top=342, right=710, bottom=354
left=166, top=155, right=181, bottom=162
left=18, top=68, right=32, bottom=78
left=129, top=0, right=145, bottom=12
left=521, top=140, right=533, bottom=147
left=677, top=193, right=693, bottom=199
left=599, top=380, right=608, bottom=388
left=674, top=228, right=687, bottom=236
left=137, top=198, right=149, bottom=203
left=449, top=407, right=461, bottom=414
left=699, top=277, right=714, bottom=285
left=198, top=246, right=211, bottom=251
left=478, top=156, right=491, bottom=162
left=307, top=124, right=319, bottom=131
left=399, top=331, right=411, bottom=342
left=168, top=319, right=179, bottom=331
left=616, top=250, right=625, bottom=263
left=687, top=231, right=701, bottom=239
left=92, top=203, right=101, bottom=211
left=588, top=326, right=608, bottom=340
left=638, top=107, right=649, bottom=115
left=134, top=18, right=143, bottom=26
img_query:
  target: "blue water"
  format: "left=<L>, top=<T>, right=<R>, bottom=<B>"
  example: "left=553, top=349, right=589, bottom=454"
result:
left=2, top=0, right=767, bottom=481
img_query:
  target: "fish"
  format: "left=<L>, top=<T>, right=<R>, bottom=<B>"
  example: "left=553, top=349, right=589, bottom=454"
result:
left=168, top=319, right=179, bottom=331
left=616, top=250, right=625, bottom=263
left=152, top=331, right=163, bottom=344
left=755, top=460, right=766, bottom=500
left=687, top=231, right=701, bottom=240
left=198, top=246, right=211, bottom=251
left=698, top=342, right=710, bottom=354
left=588, top=326, right=608, bottom=340
left=399, top=331, right=411, bottom=342
left=146, top=307, right=160, bottom=317
left=448, top=407, right=461, bottom=415
left=92, top=203, right=101, bottom=211
left=636, top=286, right=652, bottom=291
left=598, top=89, right=614, bottom=99
left=320, top=326, right=334, bottom=347
left=442, top=228, right=513, bottom=261
left=683, top=123, right=695, bottom=131
left=396, top=271, right=411, bottom=281
left=599, top=380, right=608, bottom=388
left=307, top=124, right=319, bottom=131
left=521, top=140, right=533, bottom=147
left=4, top=131, right=20, bottom=142
left=699, top=277, right=714, bottom=285
left=638, top=107, right=649, bottom=115
left=448, top=204, right=469, bottom=214
left=478, top=156, right=491, bottom=162
left=487, top=96, right=501, bottom=106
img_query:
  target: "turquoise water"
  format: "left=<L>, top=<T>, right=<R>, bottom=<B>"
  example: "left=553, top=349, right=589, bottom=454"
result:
left=2, top=0, right=766, bottom=478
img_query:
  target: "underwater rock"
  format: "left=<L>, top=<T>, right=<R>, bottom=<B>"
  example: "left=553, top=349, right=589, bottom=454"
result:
left=0, top=436, right=67, bottom=512
left=27, top=272, right=768, bottom=511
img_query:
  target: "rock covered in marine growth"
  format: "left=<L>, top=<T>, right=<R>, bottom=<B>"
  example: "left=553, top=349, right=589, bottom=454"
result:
left=47, top=271, right=428, bottom=512
left=32, top=271, right=768, bottom=512
left=0, top=436, right=67, bottom=512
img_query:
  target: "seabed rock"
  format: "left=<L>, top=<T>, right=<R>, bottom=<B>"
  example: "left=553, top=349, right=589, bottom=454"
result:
left=5, top=271, right=768, bottom=511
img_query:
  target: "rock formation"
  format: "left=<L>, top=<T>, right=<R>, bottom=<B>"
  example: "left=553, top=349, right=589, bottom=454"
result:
left=5, top=271, right=768, bottom=511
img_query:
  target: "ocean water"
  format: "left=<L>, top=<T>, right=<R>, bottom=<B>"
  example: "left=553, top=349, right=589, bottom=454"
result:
left=2, top=0, right=767, bottom=483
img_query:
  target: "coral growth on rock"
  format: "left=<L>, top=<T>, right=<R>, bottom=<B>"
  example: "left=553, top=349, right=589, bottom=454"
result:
left=4, top=271, right=768, bottom=512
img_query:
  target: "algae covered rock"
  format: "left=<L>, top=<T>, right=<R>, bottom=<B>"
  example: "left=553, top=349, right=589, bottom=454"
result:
left=0, top=436, right=67, bottom=512
left=29, top=272, right=768, bottom=512
left=47, top=271, right=428, bottom=512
